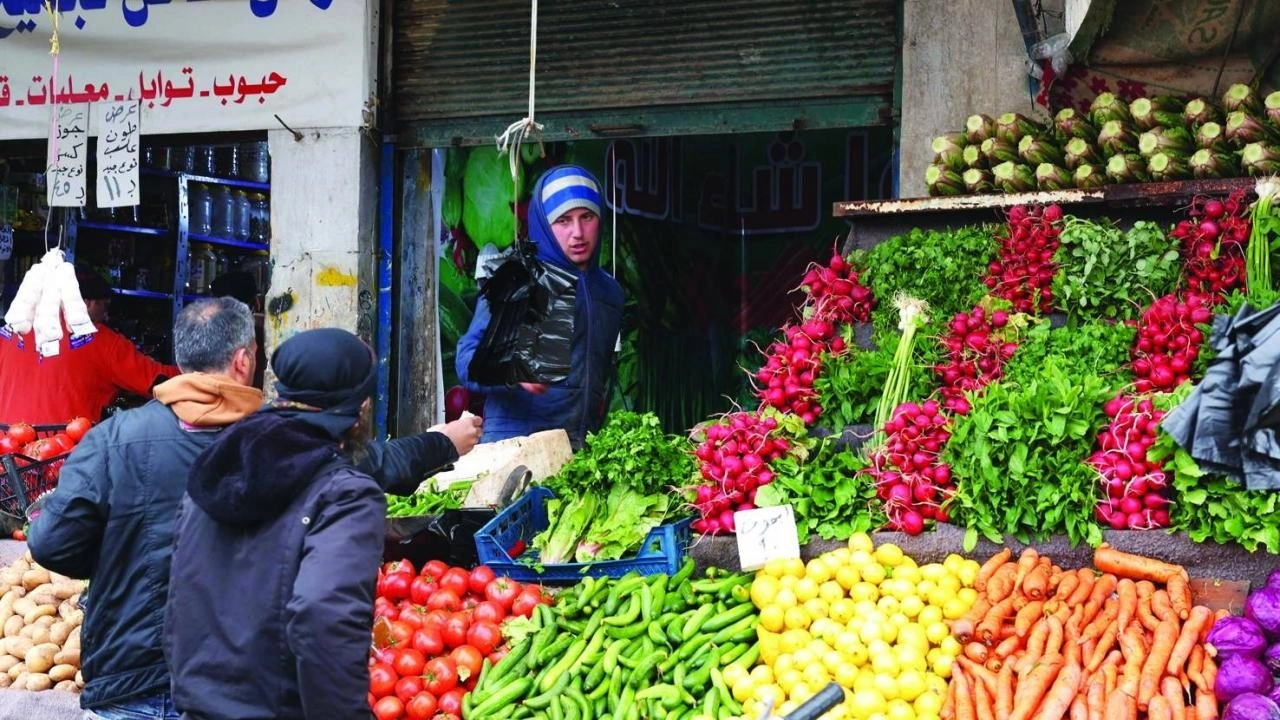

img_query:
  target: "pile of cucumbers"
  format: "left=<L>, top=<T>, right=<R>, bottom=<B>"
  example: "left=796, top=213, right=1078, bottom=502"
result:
left=466, top=560, right=759, bottom=720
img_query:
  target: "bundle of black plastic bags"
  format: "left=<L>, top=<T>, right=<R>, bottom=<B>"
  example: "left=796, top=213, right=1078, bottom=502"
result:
left=1163, top=300, right=1280, bottom=490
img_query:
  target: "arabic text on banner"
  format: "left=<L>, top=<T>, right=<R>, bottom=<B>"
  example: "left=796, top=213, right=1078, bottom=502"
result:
left=47, top=103, right=90, bottom=208
left=95, top=101, right=141, bottom=208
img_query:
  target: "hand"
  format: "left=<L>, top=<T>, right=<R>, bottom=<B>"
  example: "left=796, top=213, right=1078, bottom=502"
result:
left=519, top=382, right=549, bottom=395
left=440, top=415, right=483, bottom=457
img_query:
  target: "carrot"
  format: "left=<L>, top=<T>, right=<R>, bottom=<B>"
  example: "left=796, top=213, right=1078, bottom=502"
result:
left=1162, top=676, right=1187, bottom=715
left=1137, top=581, right=1161, bottom=632
left=1152, top=589, right=1177, bottom=624
left=1019, top=619, right=1051, bottom=675
left=1044, top=615, right=1066, bottom=658
left=1138, top=618, right=1180, bottom=710
left=1194, top=687, right=1218, bottom=720
left=1010, top=656, right=1065, bottom=720
left=1103, top=691, right=1135, bottom=720
left=1055, top=572, right=1079, bottom=602
left=995, top=634, right=1022, bottom=659
left=1166, top=606, right=1213, bottom=676
left=979, top=597, right=1017, bottom=645
left=1014, top=548, right=1040, bottom=589
left=977, top=547, right=1013, bottom=593
left=953, top=663, right=977, bottom=720
left=988, top=564, right=1018, bottom=603
left=958, top=656, right=999, bottom=696
left=1115, top=579, right=1138, bottom=631
left=1167, top=574, right=1192, bottom=620
left=1186, top=645, right=1206, bottom=691
left=1213, top=608, right=1230, bottom=624
left=943, top=666, right=958, bottom=720
left=997, top=660, right=1015, bottom=719
left=1081, top=574, right=1118, bottom=628
left=1069, top=692, right=1089, bottom=720
left=1081, top=602, right=1119, bottom=645
left=1093, top=544, right=1186, bottom=584
left=1102, top=660, right=1118, bottom=697
left=1067, top=569, right=1096, bottom=606
left=1031, top=662, right=1082, bottom=720
left=1085, top=675, right=1106, bottom=720
left=1118, top=625, right=1146, bottom=698
left=1049, top=564, right=1065, bottom=591
left=1202, top=654, right=1217, bottom=692
left=1086, top=623, right=1119, bottom=674
left=986, top=656, right=1005, bottom=674
left=1147, top=695, right=1174, bottom=720
left=973, top=669, right=997, bottom=720
left=965, top=641, right=991, bottom=663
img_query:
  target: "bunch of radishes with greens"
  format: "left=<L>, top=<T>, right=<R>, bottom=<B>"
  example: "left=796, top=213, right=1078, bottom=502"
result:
left=1131, top=292, right=1214, bottom=393
left=689, top=409, right=808, bottom=535
left=934, top=302, right=1023, bottom=415
left=799, top=250, right=875, bottom=326
left=1173, top=190, right=1251, bottom=300
left=984, top=204, right=1064, bottom=315
left=862, top=399, right=954, bottom=536
left=1090, top=394, right=1173, bottom=530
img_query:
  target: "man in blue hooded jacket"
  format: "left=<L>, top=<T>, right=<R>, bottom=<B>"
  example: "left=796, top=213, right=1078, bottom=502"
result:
left=456, top=165, right=624, bottom=448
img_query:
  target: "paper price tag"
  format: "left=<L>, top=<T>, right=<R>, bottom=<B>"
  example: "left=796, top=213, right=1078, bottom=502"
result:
left=734, top=505, right=800, bottom=572
left=96, top=101, right=142, bottom=208
left=47, top=104, right=89, bottom=208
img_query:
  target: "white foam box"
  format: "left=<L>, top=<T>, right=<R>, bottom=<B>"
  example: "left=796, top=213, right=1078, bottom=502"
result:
left=429, top=429, right=575, bottom=509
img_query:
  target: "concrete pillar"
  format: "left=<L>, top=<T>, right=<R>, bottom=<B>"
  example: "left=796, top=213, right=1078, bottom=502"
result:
left=263, top=127, right=379, bottom=394
left=899, top=0, right=1064, bottom=198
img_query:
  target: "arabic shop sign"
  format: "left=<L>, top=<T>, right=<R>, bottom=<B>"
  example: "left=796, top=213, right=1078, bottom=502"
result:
left=0, top=0, right=369, bottom=140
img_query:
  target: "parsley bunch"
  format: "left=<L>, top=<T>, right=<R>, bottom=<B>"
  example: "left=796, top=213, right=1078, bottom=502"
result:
left=1001, top=320, right=1136, bottom=388
left=862, top=226, right=996, bottom=338
left=754, top=438, right=881, bottom=541
left=1051, top=218, right=1182, bottom=322
left=544, top=411, right=695, bottom=497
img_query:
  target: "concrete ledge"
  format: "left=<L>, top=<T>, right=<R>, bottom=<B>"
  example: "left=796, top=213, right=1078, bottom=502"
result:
left=689, top=524, right=1278, bottom=590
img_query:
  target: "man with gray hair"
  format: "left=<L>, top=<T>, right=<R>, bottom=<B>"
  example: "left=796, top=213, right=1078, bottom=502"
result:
left=28, top=298, right=481, bottom=720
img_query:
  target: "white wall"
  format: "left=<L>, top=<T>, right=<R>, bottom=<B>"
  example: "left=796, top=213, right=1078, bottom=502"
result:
left=899, top=0, right=1062, bottom=198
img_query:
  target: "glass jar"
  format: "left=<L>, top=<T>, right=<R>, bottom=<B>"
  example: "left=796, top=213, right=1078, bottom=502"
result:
left=216, top=144, right=240, bottom=179
left=210, top=185, right=234, bottom=239
left=186, top=243, right=206, bottom=293
left=248, top=193, right=270, bottom=243
left=194, top=146, right=216, bottom=176
left=188, top=183, right=212, bottom=236
left=242, top=249, right=270, bottom=296
left=174, top=145, right=195, bottom=173
left=232, top=190, right=251, bottom=242
left=242, top=141, right=270, bottom=183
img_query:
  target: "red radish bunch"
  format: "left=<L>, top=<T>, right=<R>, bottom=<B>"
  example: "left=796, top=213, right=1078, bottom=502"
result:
left=1090, top=395, right=1173, bottom=530
left=861, top=400, right=955, bottom=536
left=799, top=250, right=875, bottom=326
left=983, top=204, right=1064, bottom=315
left=690, top=411, right=791, bottom=535
left=933, top=305, right=1019, bottom=415
left=753, top=321, right=834, bottom=424
left=1172, top=191, right=1251, bottom=299
left=1130, top=292, right=1214, bottom=392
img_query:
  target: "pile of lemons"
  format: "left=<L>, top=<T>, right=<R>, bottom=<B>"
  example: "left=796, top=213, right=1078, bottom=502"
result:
left=723, top=533, right=981, bottom=720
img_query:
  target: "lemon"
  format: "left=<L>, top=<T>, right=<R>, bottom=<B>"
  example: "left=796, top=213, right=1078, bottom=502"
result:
left=830, top=598, right=857, bottom=625
left=805, top=558, right=832, bottom=583
left=793, top=646, right=817, bottom=668
left=756, top=682, right=785, bottom=705
left=774, top=586, right=800, bottom=610
left=957, top=587, right=978, bottom=607
left=759, top=605, right=786, bottom=633
left=826, top=547, right=853, bottom=564
left=959, top=560, right=980, bottom=587
left=855, top=599, right=879, bottom=617
left=858, top=621, right=883, bottom=645
left=936, top=574, right=962, bottom=596
left=758, top=629, right=781, bottom=664
left=851, top=688, right=887, bottom=718
left=875, top=543, right=905, bottom=567
left=849, top=550, right=875, bottom=568
left=870, top=650, right=900, bottom=677
left=917, top=605, right=944, bottom=627
left=794, top=577, right=820, bottom=603
left=941, top=597, right=969, bottom=620
left=723, top=662, right=748, bottom=687
left=784, top=605, right=811, bottom=631
left=774, top=652, right=797, bottom=675
left=877, top=595, right=901, bottom=616
left=835, top=564, right=862, bottom=590
left=848, top=532, right=875, bottom=553
left=823, top=649, right=847, bottom=673
left=842, top=642, right=869, bottom=667
left=851, top=582, right=880, bottom=603
left=802, top=663, right=831, bottom=687
left=791, top=681, right=814, bottom=703
left=886, top=699, right=916, bottom=720
left=914, top=690, right=943, bottom=717
left=894, top=645, right=928, bottom=673
left=732, top=676, right=756, bottom=703
left=804, top=598, right=831, bottom=620
left=810, top=617, right=838, bottom=639
left=853, top=669, right=878, bottom=693
left=835, top=662, right=860, bottom=687
left=925, top=621, right=950, bottom=645
left=751, top=575, right=780, bottom=607
left=896, top=623, right=929, bottom=652
left=925, top=674, right=949, bottom=697
left=939, top=636, right=961, bottom=657
left=861, top=563, right=887, bottom=586
left=900, top=595, right=925, bottom=619
left=897, top=669, right=928, bottom=702
left=776, top=668, right=803, bottom=694
left=762, top=558, right=791, bottom=578
left=930, top=654, right=952, bottom=678
left=820, top=580, right=846, bottom=604
left=782, top=557, right=807, bottom=578
left=781, top=628, right=811, bottom=653
left=779, top=574, right=798, bottom=591
left=872, top=672, right=900, bottom=701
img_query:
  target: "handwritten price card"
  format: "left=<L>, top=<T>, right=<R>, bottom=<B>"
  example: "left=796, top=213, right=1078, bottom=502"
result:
left=46, top=104, right=89, bottom=208
left=735, top=505, right=800, bottom=572
left=95, top=101, right=141, bottom=208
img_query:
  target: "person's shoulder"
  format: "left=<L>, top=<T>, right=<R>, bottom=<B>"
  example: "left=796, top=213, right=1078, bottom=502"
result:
left=94, top=401, right=179, bottom=440
left=318, top=460, right=384, bottom=498
left=591, top=270, right=625, bottom=307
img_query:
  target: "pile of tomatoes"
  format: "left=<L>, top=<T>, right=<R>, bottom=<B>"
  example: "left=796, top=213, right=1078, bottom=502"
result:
left=368, top=559, right=552, bottom=720
left=0, top=418, right=92, bottom=462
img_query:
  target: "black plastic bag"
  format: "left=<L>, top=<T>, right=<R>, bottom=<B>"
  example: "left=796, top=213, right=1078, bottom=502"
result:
left=383, top=509, right=496, bottom=569
left=468, top=243, right=576, bottom=386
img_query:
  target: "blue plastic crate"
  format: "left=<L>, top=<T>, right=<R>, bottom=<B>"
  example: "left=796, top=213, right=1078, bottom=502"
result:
left=474, top=487, right=692, bottom=583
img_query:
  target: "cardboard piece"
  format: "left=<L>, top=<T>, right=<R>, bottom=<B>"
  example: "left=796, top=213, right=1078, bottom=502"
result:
left=429, top=429, right=574, bottom=509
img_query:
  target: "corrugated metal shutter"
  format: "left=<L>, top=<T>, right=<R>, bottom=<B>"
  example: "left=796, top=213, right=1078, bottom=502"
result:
left=393, top=0, right=898, bottom=147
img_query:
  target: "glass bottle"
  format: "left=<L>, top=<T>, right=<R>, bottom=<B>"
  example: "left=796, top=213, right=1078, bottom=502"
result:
left=194, top=146, right=216, bottom=176
left=248, top=193, right=270, bottom=243
left=189, top=183, right=212, bottom=236
left=186, top=243, right=206, bottom=293
left=243, top=141, right=270, bottom=183
left=210, top=185, right=234, bottom=239
left=232, top=190, right=251, bottom=242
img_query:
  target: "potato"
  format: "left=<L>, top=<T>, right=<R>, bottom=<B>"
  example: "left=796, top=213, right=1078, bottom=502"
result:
left=10, top=673, right=25, bottom=690
left=53, top=648, right=78, bottom=667
left=47, top=622, right=70, bottom=647
left=3, top=615, right=23, bottom=639
left=8, top=661, right=25, bottom=680
left=33, top=614, right=54, bottom=629
left=19, top=625, right=49, bottom=645
left=47, top=664, right=75, bottom=683
left=59, top=608, right=83, bottom=627
left=64, top=626, right=80, bottom=651
left=23, top=605, right=55, bottom=625
left=0, top=674, right=11, bottom=688
left=0, top=569, right=22, bottom=588
left=23, top=672, right=51, bottom=691
left=74, top=669, right=82, bottom=686
left=4, top=637, right=33, bottom=659
left=53, top=679, right=77, bottom=693
left=20, top=568, right=49, bottom=591
left=24, top=643, right=57, bottom=673
left=25, top=588, right=56, bottom=608
left=51, top=582, right=81, bottom=601
left=12, top=597, right=35, bottom=619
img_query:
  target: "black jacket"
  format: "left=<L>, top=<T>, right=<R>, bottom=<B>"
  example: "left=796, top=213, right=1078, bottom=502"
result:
left=164, top=412, right=383, bottom=719
left=27, top=400, right=455, bottom=709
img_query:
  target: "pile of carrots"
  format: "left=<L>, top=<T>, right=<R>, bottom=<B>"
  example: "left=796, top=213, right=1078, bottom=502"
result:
left=942, top=544, right=1224, bottom=720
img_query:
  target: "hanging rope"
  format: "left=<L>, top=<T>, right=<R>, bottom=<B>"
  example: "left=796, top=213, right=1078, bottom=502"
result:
left=494, top=0, right=543, bottom=247
left=609, top=143, right=617, bottom=278
left=43, top=0, right=62, bottom=252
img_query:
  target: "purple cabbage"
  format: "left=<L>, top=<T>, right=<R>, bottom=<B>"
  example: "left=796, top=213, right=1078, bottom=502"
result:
left=1209, top=616, right=1269, bottom=659
left=1266, top=566, right=1280, bottom=590
left=1216, top=654, right=1275, bottom=703
left=1270, top=683, right=1280, bottom=707
left=1224, top=692, right=1280, bottom=720
left=1267, top=644, right=1280, bottom=675
left=1248, top=587, right=1280, bottom=640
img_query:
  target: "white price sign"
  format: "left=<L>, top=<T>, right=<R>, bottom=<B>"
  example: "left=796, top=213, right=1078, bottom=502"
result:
left=47, top=103, right=89, bottom=208
left=734, top=505, right=801, bottom=572
left=95, top=101, right=141, bottom=208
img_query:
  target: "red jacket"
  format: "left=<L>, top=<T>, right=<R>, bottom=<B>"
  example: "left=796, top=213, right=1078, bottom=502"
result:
left=0, top=324, right=180, bottom=425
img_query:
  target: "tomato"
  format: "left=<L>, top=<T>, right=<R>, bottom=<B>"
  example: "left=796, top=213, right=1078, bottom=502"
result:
left=468, top=565, right=496, bottom=596
left=372, top=695, right=405, bottom=720
left=374, top=601, right=398, bottom=622
left=421, top=560, right=449, bottom=580
left=378, top=572, right=412, bottom=602
left=410, top=627, right=444, bottom=656
left=408, top=575, right=438, bottom=605
left=421, top=609, right=449, bottom=633
left=466, top=621, right=502, bottom=655
left=394, top=675, right=424, bottom=703
left=423, top=656, right=458, bottom=696
left=10, top=529, right=25, bottom=542
left=370, top=646, right=396, bottom=667
left=369, top=663, right=397, bottom=698
left=439, top=568, right=469, bottom=598
left=368, top=692, right=376, bottom=708
left=23, top=440, right=61, bottom=461
left=7, top=423, right=35, bottom=446
left=0, top=436, right=18, bottom=455
left=472, top=600, right=505, bottom=625
left=387, top=620, right=414, bottom=648
left=437, top=688, right=465, bottom=716
left=442, top=613, right=469, bottom=648
left=510, top=587, right=541, bottom=618
left=65, top=417, right=91, bottom=443
left=405, top=691, right=437, bottom=720
left=487, top=646, right=510, bottom=666
left=460, top=595, right=480, bottom=614
left=49, top=433, right=74, bottom=453
left=392, top=648, right=426, bottom=678
left=425, top=589, right=460, bottom=613
left=383, top=559, right=416, bottom=576
left=450, top=644, right=483, bottom=681
left=484, top=577, right=522, bottom=610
